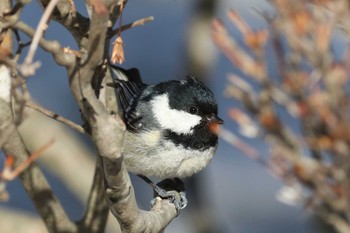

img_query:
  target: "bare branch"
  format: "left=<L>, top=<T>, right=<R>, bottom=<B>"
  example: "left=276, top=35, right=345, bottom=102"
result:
left=2, top=139, right=54, bottom=181
left=2, top=0, right=179, bottom=231
left=78, top=162, right=109, bottom=232
left=101, top=156, right=177, bottom=233
left=14, top=21, right=75, bottom=68
left=22, top=0, right=59, bottom=75
left=39, top=0, right=90, bottom=46
left=0, top=99, right=76, bottom=232
left=108, top=16, right=154, bottom=39
left=66, top=1, right=179, bottom=231
left=25, top=101, right=85, bottom=134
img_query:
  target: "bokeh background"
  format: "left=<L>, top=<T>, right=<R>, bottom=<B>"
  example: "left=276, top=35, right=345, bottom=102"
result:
left=0, top=0, right=338, bottom=232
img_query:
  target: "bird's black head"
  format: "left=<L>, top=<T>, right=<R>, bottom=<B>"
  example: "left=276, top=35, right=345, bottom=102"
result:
left=150, top=76, right=223, bottom=150
left=171, top=76, right=217, bottom=115
left=155, top=76, right=220, bottom=118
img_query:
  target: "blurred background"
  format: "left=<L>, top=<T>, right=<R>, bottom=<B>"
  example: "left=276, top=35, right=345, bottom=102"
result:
left=0, top=0, right=338, bottom=232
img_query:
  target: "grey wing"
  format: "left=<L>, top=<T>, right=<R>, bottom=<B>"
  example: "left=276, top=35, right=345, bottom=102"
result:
left=110, top=66, right=146, bottom=131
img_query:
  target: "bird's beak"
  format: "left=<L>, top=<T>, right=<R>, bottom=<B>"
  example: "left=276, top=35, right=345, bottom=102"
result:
left=207, top=115, right=224, bottom=124
left=206, top=114, right=224, bottom=134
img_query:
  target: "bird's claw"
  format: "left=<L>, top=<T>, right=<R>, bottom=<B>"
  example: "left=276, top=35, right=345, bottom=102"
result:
left=151, top=187, right=188, bottom=214
left=179, top=191, right=188, bottom=209
left=150, top=178, right=188, bottom=214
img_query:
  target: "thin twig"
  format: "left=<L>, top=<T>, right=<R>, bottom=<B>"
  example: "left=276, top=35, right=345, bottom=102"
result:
left=108, top=16, right=154, bottom=39
left=25, top=101, right=85, bottom=134
left=23, top=0, right=59, bottom=66
left=14, top=21, right=75, bottom=67
left=2, top=139, right=55, bottom=181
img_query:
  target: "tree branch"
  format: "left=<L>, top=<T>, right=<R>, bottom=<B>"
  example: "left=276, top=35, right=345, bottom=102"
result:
left=1, top=2, right=76, bottom=231
left=39, top=0, right=90, bottom=47
left=102, top=156, right=177, bottom=233
left=66, top=1, right=178, bottom=232
left=77, top=161, right=109, bottom=233
left=4, top=0, right=179, bottom=231
left=108, top=16, right=154, bottom=39
left=0, top=99, right=76, bottom=232
left=25, top=101, right=85, bottom=134
left=14, top=21, right=75, bottom=68
left=23, top=0, right=59, bottom=67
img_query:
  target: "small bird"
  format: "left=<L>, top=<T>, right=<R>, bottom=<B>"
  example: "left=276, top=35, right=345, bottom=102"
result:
left=109, top=66, right=223, bottom=209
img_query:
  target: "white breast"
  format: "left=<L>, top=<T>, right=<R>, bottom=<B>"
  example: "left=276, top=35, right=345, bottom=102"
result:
left=123, top=130, right=217, bottom=179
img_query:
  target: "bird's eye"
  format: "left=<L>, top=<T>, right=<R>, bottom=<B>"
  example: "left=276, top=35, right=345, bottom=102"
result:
left=189, top=106, right=198, bottom=114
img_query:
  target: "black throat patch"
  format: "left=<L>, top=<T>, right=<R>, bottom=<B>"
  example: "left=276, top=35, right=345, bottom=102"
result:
left=163, top=126, right=218, bottom=151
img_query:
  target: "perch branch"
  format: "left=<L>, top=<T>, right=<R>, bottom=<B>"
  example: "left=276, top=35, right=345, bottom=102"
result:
left=66, top=1, right=178, bottom=232
left=9, top=0, right=179, bottom=231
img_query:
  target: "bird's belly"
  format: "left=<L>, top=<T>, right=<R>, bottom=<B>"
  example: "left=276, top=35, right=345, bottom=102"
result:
left=123, top=136, right=217, bottom=179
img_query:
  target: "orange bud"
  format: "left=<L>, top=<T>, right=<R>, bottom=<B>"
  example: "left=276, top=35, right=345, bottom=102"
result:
left=111, top=36, right=125, bottom=64
left=4, top=155, right=14, bottom=168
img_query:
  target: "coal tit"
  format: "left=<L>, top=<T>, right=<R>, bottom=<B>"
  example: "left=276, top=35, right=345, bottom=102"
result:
left=110, top=66, right=223, bottom=179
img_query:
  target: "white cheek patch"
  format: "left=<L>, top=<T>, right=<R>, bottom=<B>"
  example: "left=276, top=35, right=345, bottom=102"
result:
left=151, top=94, right=202, bottom=134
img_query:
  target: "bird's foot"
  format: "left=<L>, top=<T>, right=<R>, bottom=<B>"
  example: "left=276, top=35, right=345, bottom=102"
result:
left=151, top=178, right=187, bottom=214
left=137, top=175, right=187, bottom=214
